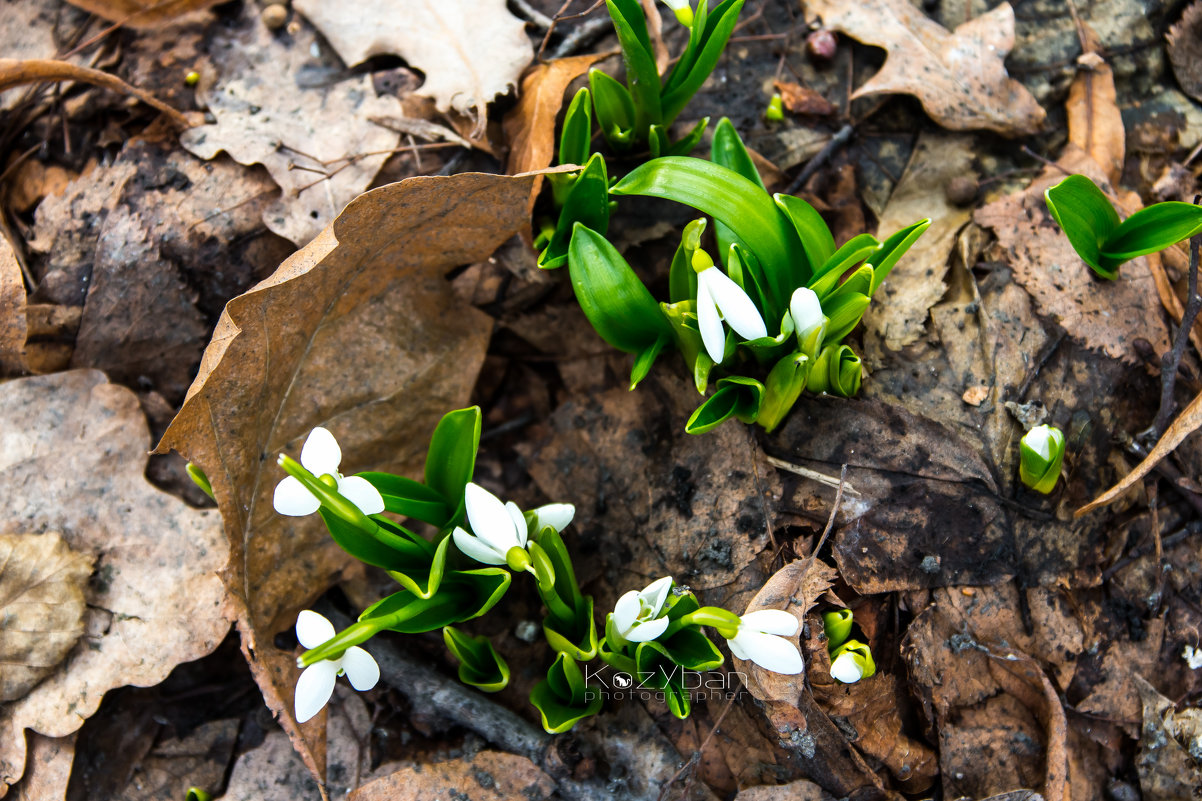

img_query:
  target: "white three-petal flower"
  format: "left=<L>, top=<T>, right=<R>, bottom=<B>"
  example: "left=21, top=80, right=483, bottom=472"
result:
left=726, top=609, right=804, bottom=674
left=293, top=610, right=380, bottom=723
left=452, top=482, right=531, bottom=565
left=696, top=266, right=768, bottom=365
left=612, top=576, right=673, bottom=643
left=273, top=427, right=385, bottom=517
left=829, top=650, right=864, bottom=683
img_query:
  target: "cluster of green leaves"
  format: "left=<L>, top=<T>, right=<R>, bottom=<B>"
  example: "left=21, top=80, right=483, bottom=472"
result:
left=534, top=0, right=743, bottom=270
left=566, top=119, right=929, bottom=434
left=1045, top=174, right=1202, bottom=279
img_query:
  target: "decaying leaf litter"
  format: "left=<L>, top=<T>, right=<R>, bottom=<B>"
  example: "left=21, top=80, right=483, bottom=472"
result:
left=2, top=0, right=1202, bottom=798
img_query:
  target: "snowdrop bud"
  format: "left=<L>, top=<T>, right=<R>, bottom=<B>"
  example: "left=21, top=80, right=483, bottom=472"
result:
left=1019, top=424, right=1065, bottom=494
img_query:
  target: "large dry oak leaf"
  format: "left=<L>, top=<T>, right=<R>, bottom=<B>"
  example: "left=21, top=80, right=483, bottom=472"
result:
left=156, top=170, right=538, bottom=785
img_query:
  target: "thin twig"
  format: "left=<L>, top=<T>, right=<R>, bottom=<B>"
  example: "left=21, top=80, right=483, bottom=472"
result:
left=1148, top=209, right=1202, bottom=440
left=1102, top=520, right=1202, bottom=582
left=812, top=464, right=848, bottom=558
left=656, top=692, right=737, bottom=801
left=511, top=0, right=555, bottom=29
left=785, top=123, right=853, bottom=195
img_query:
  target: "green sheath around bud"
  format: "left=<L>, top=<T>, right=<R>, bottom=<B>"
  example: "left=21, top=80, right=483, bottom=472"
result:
left=823, top=609, right=853, bottom=650
left=1019, top=424, right=1065, bottom=494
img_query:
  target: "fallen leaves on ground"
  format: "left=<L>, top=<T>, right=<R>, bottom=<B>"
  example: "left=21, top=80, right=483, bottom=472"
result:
left=0, top=532, right=92, bottom=703
left=293, top=0, right=532, bottom=134
left=28, top=139, right=282, bottom=404
left=63, top=0, right=221, bottom=27
left=1135, top=675, right=1202, bottom=800
left=349, top=751, right=555, bottom=801
left=181, top=3, right=403, bottom=245
left=802, top=0, right=1045, bottom=136
left=974, top=148, right=1170, bottom=365
left=862, top=132, right=972, bottom=352
left=156, top=170, right=535, bottom=786
left=0, top=370, right=230, bottom=796
left=1167, top=1, right=1202, bottom=104
left=0, top=232, right=25, bottom=374
left=0, top=59, right=190, bottom=129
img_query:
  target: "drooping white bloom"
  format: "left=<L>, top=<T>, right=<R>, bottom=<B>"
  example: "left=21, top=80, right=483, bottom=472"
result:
left=1185, top=644, right=1202, bottom=670
left=788, top=287, right=826, bottom=350
left=273, top=427, right=384, bottom=517
left=293, top=610, right=379, bottom=723
left=452, top=482, right=531, bottom=565
left=531, top=502, right=575, bottom=534
left=726, top=609, right=804, bottom=674
left=696, top=265, right=768, bottom=364
left=658, top=0, right=694, bottom=26
left=829, top=650, right=865, bottom=683
left=612, top=576, right=674, bottom=643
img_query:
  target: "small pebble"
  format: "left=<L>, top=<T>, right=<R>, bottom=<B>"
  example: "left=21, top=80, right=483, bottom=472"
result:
left=945, top=174, right=979, bottom=206
left=262, top=3, right=288, bottom=30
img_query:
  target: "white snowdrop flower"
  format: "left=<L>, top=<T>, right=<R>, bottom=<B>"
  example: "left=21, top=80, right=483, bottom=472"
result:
left=530, top=502, right=575, bottom=534
left=694, top=252, right=767, bottom=364
left=452, top=482, right=531, bottom=566
left=612, top=576, right=674, bottom=643
left=726, top=609, right=803, bottom=674
left=273, top=427, right=384, bottom=517
left=829, top=650, right=865, bottom=683
left=293, top=611, right=379, bottom=723
left=1184, top=644, right=1202, bottom=670
left=788, top=287, right=826, bottom=351
left=659, top=0, right=694, bottom=26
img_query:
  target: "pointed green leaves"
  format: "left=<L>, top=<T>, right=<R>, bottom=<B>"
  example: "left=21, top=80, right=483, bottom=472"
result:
left=567, top=223, right=672, bottom=355
left=540, top=153, right=612, bottom=270
left=444, top=626, right=510, bottom=692
left=1044, top=174, right=1202, bottom=280
left=530, top=652, right=603, bottom=733
left=685, top=376, right=764, bottom=434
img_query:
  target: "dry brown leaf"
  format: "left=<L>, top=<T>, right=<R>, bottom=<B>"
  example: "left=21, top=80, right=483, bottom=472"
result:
left=1134, top=675, right=1202, bottom=800
left=349, top=752, right=555, bottom=801
left=802, top=0, right=1045, bottom=136
left=62, top=0, right=221, bottom=27
left=1168, top=1, right=1202, bottom=104
left=293, top=0, right=532, bottom=131
left=503, top=54, right=603, bottom=218
left=734, top=779, right=832, bottom=801
left=0, top=232, right=25, bottom=374
left=737, top=559, right=836, bottom=705
left=0, top=1, right=98, bottom=112
left=181, top=4, right=403, bottom=245
left=863, top=132, right=973, bottom=351
left=772, top=81, right=836, bottom=116
left=0, top=58, right=190, bottom=128
left=8, top=734, right=74, bottom=801
left=0, top=533, right=92, bottom=703
left=974, top=147, right=1170, bottom=366
left=112, top=719, right=239, bottom=801
left=1066, top=44, right=1124, bottom=187
left=1077, top=389, right=1202, bottom=516
left=0, top=370, right=230, bottom=797
left=156, top=171, right=533, bottom=786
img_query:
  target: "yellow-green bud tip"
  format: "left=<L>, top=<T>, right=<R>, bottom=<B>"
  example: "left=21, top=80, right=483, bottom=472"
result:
left=765, top=94, right=784, bottom=122
left=506, top=546, right=532, bottom=573
left=691, top=248, right=714, bottom=274
left=674, top=7, right=694, bottom=26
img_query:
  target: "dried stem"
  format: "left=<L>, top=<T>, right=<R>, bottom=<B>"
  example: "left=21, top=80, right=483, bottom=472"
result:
left=1148, top=211, right=1202, bottom=440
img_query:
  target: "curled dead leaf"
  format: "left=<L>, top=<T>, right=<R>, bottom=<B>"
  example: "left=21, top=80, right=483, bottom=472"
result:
left=0, top=233, right=25, bottom=374
left=349, top=752, right=555, bottom=801
left=156, top=170, right=540, bottom=786
left=62, top=0, right=222, bottom=27
left=0, top=533, right=92, bottom=702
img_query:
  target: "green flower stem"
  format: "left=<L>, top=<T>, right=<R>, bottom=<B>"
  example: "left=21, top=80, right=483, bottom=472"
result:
left=679, top=606, right=739, bottom=639
left=537, top=580, right=577, bottom=626
left=301, top=592, right=464, bottom=665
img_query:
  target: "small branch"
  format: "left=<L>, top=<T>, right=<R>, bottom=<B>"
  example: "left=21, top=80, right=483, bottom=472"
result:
left=1148, top=213, right=1202, bottom=440
left=785, top=123, right=853, bottom=195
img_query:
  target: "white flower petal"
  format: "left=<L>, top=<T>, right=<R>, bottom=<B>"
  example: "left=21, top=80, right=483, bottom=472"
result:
left=788, top=287, right=824, bottom=340
left=452, top=526, right=507, bottom=565
left=733, top=630, right=804, bottom=674
left=659, top=0, right=687, bottom=9
left=726, top=636, right=749, bottom=661
left=740, top=609, right=799, bottom=636
left=1024, top=426, right=1052, bottom=461
left=296, top=610, right=336, bottom=649
left=705, top=267, right=767, bottom=341
left=294, top=659, right=339, bottom=723
left=341, top=646, right=380, bottom=691
left=625, top=615, right=670, bottom=643
left=338, top=475, right=385, bottom=515
left=612, top=590, right=641, bottom=633
left=300, top=426, right=342, bottom=476
left=695, top=274, right=726, bottom=364
left=274, top=476, right=321, bottom=517
left=640, top=576, right=674, bottom=617
left=830, top=652, right=864, bottom=683
left=505, top=501, right=529, bottom=549
left=532, top=503, right=575, bottom=533
left=465, top=483, right=519, bottom=552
